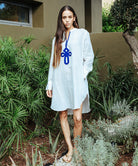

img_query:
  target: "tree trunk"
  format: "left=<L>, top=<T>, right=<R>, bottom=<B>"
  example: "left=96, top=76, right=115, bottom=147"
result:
left=123, top=31, right=138, bottom=74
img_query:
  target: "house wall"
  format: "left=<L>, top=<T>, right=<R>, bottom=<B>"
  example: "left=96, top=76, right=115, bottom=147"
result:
left=1, top=0, right=137, bottom=76
left=0, top=0, right=102, bottom=45
left=91, top=0, right=102, bottom=33
left=85, top=0, right=102, bottom=33
left=91, top=32, right=138, bottom=77
left=0, top=0, right=85, bottom=45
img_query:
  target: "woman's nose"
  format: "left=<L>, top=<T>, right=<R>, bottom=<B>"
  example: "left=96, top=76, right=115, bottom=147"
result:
left=66, top=18, right=69, bottom=22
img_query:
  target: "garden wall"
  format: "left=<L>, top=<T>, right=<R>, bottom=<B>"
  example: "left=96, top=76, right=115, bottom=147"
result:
left=0, top=20, right=137, bottom=76
left=91, top=32, right=138, bottom=77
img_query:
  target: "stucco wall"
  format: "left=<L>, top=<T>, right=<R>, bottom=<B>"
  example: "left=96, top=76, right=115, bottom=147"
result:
left=0, top=0, right=137, bottom=75
left=0, top=0, right=85, bottom=46
left=0, top=0, right=103, bottom=44
left=91, top=32, right=138, bottom=77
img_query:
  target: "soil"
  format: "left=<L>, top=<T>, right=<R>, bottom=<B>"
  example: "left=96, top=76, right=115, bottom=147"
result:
left=0, top=113, right=135, bottom=166
left=115, top=152, right=133, bottom=166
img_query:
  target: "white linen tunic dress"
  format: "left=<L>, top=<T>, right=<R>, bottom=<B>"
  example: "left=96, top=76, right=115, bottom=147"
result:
left=46, top=28, right=94, bottom=115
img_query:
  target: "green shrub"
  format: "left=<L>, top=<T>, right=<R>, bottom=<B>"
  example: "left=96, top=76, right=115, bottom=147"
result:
left=103, top=63, right=138, bottom=106
left=110, top=0, right=138, bottom=34
left=102, top=7, right=123, bottom=32
left=132, top=145, right=138, bottom=166
left=84, top=111, right=138, bottom=144
left=0, top=36, right=51, bottom=159
left=76, top=135, right=119, bottom=166
left=89, top=61, right=138, bottom=119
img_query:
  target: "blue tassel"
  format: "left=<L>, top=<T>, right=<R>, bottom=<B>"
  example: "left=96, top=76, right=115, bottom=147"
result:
left=61, top=32, right=72, bottom=65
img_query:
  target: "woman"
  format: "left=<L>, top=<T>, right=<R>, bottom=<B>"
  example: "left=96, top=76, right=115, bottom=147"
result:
left=46, top=5, right=94, bottom=163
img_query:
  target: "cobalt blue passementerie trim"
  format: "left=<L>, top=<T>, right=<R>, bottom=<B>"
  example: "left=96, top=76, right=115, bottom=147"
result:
left=61, top=31, right=72, bottom=65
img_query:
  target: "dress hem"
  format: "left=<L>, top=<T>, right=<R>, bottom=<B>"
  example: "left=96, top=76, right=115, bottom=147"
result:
left=50, top=93, right=90, bottom=115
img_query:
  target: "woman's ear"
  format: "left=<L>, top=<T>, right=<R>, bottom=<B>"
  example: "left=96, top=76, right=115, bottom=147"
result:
left=73, top=17, right=76, bottom=22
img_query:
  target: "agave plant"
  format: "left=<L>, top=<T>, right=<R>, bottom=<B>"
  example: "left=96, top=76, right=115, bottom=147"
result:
left=9, top=148, right=43, bottom=166
left=48, top=129, right=60, bottom=154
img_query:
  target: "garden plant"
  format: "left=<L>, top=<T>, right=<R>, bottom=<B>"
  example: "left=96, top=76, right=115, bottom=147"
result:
left=110, top=0, right=138, bottom=73
left=0, top=35, right=138, bottom=165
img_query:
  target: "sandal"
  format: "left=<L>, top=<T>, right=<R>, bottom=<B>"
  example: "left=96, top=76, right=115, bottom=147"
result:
left=62, top=154, right=72, bottom=163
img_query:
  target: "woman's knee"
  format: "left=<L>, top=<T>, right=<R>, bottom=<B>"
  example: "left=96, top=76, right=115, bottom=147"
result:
left=59, top=111, right=68, bottom=121
left=73, top=115, right=82, bottom=125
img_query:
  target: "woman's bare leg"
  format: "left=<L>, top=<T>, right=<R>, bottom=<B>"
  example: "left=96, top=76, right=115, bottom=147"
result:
left=73, top=103, right=83, bottom=162
left=73, top=103, right=83, bottom=139
left=59, top=111, right=73, bottom=161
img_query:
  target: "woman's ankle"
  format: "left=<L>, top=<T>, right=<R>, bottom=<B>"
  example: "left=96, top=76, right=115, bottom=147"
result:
left=68, top=146, right=73, bottom=154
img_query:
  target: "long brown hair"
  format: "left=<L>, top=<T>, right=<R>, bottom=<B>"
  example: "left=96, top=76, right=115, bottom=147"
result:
left=53, top=5, right=79, bottom=68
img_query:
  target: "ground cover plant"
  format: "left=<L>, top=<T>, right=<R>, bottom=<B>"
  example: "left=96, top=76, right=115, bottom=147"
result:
left=75, top=101, right=138, bottom=166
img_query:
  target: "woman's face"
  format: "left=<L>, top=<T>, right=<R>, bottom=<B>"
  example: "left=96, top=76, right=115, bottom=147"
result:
left=62, top=10, right=75, bottom=30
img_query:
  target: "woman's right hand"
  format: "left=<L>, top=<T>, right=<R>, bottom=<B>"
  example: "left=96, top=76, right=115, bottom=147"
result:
left=46, top=90, right=52, bottom=98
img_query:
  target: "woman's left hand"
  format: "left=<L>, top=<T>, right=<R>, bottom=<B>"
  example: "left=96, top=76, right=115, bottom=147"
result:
left=46, top=90, right=52, bottom=98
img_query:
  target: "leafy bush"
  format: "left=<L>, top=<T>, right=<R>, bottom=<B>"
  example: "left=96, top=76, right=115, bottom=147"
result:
left=132, top=145, right=138, bottom=166
left=89, top=61, right=138, bottom=119
left=110, top=0, right=138, bottom=34
left=76, top=135, right=119, bottom=166
left=0, top=36, right=51, bottom=159
left=102, top=7, right=123, bottom=32
left=84, top=111, right=138, bottom=144
left=103, top=63, right=138, bottom=106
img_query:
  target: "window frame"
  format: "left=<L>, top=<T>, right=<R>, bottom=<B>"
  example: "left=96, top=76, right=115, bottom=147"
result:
left=0, top=1, right=32, bottom=27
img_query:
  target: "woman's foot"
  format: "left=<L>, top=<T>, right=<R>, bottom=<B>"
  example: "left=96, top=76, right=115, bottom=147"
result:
left=62, top=149, right=73, bottom=163
left=62, top=153, right=73, bottom=163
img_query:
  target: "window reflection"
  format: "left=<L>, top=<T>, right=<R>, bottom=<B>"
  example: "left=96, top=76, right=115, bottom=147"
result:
left=0, top=2, right=29, bottom=23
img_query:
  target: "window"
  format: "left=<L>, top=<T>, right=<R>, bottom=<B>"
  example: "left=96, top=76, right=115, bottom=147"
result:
left=0, top=1, right=32, bottom=27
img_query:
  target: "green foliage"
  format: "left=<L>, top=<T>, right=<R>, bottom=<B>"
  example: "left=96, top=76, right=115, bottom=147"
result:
left=83, top=110, right=138, bottom=144
left=88, top=53, right=105, bottom=119
left=102, top=7, right=123, bottom=32
left=22, top=35, right=35, bottom=45
left=121, top=144, right=138, bottom=166
left=103, top=63, right=138, bottom=104
left=9, top=148, right=43, bottom=166
left=110, top=0, right=138, bottom=34
left=0, top=36, right=51, bottom=160
left=89, top=61, right=138, bottom=119
left=48, top=130, right=60, bottom=154
left=0, top=36, right=138, bottom=164
left=76, top=135, right=119, bottom=166
left=76, top=98, right=137, bottom=165
left=78, top=100, right=137, bottom=165
left=0, top=106, right=28, bottom=159
left=93, top=91, right=119, bottom=119
left=132, top=144, right=138, bottom=166
left=122, top=162, right=129, bottom=166
left=112, top=99, right=132, bottom=117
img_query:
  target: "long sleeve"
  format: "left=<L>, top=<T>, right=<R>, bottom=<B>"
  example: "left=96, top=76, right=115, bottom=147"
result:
left=46, top=37, right=55, bottom=90
left=83, top=31, right=94, bottom=79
